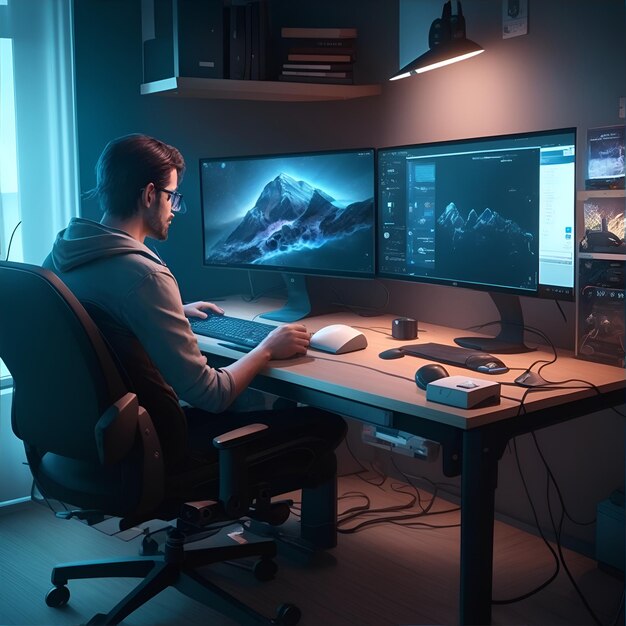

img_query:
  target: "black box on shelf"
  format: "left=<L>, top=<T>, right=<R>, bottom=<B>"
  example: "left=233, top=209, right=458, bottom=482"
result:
left=142, top=0, right=225, bottom=83
left=225, top=0, right=270, bottom=80
left=226, top=4, right=247, bottom=79
left=576, top=256, right=625, bottom=367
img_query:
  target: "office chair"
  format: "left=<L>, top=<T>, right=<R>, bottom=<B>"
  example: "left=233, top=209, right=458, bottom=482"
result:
left=0, top=260, right=339, bottom=625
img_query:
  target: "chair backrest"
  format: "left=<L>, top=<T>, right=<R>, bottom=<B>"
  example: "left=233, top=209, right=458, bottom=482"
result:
left=0, top=261, right=129, bottom=460
left=0, top=261, right=163, bottom=522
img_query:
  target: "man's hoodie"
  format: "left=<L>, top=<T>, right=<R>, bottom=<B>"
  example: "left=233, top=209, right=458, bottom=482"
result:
left=43, top=217, right=235, bottom=413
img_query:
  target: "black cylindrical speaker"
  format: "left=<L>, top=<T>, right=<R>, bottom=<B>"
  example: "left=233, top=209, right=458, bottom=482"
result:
left=392, top=317, right=418, bottom=340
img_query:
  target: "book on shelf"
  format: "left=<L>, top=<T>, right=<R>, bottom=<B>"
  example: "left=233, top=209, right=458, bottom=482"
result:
left=281, top=70, right=353, bottom=79
left=283, top=62, right=353, bottom=72
left=286, top=45, right=356, bottom=57
left=287, top=53, right=353, bottom=63
left=278, top=74, right=354, bottom=85
left=280, top=27, right=357, bottom=39
left=281, top=39, right=356, bottom=52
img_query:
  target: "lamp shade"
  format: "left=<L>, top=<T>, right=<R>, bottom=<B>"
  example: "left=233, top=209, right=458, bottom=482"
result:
left=390, top=0, right=484, bottom=81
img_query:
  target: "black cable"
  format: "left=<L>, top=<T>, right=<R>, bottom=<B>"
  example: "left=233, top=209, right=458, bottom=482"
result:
left=554, top=298, right=568, bottom=323
left=337, top=454, right=463, bottom=532
left=4, top=220, right=22, bottom=261
left=340, top=435, right=372, bottom=477
left=337, top=485, right=417, bottom=528
left=531, top=432, right=604, bottom=625
left=356, top=462, right=387, bottom=488
left=389, top=519, right=461, bottom=530
left=353, top=324, right=427, bottom=338
left=337, top=492, right=372, bottom=517
left=309, top=353, right=416, bottom=384
left=288, top=492, right=374, bottom=521
left=338, top=505, right=461, bottom=534
left=532, top=432, right=595, bottom=526
left=354, top=325, right=392, bottom=336
left=343, top=447, right=389, bottom=489
left=467, top=318, right=559, bottom=371
left=389, top=454, right=439, bottom=515
left=492, top=437, right=561, bottom=605
left=611, top=588, right=624, bottom=626
left=334, top=441, right=462, bottom=532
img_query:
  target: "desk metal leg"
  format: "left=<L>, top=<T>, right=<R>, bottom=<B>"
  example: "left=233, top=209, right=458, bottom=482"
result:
left=459, top=428, right=499, bottom=625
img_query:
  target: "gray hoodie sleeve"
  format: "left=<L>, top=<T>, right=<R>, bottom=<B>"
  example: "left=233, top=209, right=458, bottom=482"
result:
left=120, top=269, right=236, bottom=413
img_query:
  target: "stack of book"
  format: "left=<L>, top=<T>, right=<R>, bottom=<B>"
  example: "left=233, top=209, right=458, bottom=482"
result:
left=278, top=26, right=357, bottom=84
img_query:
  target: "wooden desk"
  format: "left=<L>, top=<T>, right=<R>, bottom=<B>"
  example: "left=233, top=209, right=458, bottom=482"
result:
left=195, top=299, right=626, bottom=625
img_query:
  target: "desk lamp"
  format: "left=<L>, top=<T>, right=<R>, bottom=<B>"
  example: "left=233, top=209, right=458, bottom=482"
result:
left=390, top=0, right=484, bottom=80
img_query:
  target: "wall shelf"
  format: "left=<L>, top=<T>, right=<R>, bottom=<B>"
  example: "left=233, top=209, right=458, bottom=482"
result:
left=140, top=76, right=382, bottom=102
left=577, top=189, right=624, bottom=201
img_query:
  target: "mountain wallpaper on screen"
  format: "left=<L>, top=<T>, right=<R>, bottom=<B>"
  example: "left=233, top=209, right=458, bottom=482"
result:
left=436, top=201, right=536, bottom=288
left=206, top=173, right=373, bottom=265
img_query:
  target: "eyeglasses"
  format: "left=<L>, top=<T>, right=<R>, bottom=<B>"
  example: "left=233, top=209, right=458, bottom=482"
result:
left=155, top=187, right=186, bottom=213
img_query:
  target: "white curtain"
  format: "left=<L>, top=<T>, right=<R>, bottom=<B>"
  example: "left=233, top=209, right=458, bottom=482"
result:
left=0, top=0, right=79, bottom=382
left=2, top=0, right=79, bottom=265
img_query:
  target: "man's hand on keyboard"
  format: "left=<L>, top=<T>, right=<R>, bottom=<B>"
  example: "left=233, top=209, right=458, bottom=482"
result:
left=258, top=323, right=310, bottom=360
left=183, top=301, right=224, bottom=318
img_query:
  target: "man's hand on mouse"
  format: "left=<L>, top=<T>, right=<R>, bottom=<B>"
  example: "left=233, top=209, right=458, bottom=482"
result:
left=183, top=301, right=224, bottom=318
left=258, top=323, right=311, bottom=359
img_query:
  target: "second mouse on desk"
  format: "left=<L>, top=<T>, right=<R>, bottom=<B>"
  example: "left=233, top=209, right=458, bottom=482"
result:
left=465, top=354, right=509, bottom=374
left=415, top=363, right=450, bottom=390
left=309, top=324, right=368, bottom=355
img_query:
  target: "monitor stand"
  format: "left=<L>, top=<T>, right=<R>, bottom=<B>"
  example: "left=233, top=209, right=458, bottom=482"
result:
left=454, top=292, right=536, bottom=354
left=258, top=273, right=312, bottom=323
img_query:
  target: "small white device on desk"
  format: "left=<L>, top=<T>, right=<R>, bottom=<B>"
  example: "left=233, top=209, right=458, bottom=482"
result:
left=426, top=375, right=501, bottom=409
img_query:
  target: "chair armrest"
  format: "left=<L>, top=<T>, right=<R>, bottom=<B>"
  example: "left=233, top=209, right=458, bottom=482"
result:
left=212, top=423, right=269, bottom=448
left=212, top=423, right=270, bottom=518
left=94, top=392, right=139, bottom=465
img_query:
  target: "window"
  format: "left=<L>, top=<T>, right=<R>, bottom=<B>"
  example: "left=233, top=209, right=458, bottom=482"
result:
left=0, top=0, right=79, bottom=386
left=0, top=16, right=18, bottom=385
left=0, top=37, right=22, bottom=264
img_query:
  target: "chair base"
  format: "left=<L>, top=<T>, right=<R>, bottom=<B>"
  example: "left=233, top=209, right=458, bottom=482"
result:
left=47, top=528, right=300, bottom=625
left=301, top=475, right=338, bottom=549
left=243, top=477, right=338, bottom=567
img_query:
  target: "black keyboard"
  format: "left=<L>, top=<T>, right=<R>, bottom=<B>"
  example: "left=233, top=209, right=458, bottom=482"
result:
left=400, top=342, right=509, bottom=373
left=189, top=313, right=276, bottom=349
left=401, top=342, right=483, bottom=366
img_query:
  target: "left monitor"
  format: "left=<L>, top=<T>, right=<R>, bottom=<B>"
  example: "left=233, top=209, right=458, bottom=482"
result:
left=199, top=148, right=376, bottom=321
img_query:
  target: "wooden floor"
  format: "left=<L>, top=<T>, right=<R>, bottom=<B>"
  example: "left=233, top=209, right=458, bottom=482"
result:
left=0, top=473, right=622, bottom=626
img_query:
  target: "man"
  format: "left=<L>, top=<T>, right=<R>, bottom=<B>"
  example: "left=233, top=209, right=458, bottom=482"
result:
left=44, top=134, right=346, bottom=475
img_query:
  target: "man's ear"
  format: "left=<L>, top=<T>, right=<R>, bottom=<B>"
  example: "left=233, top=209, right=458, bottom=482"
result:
left=140, top=182, right=156, bottom=208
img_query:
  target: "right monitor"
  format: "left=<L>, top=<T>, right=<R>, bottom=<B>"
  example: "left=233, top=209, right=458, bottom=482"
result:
left=377, top=128, right=577, bottom=352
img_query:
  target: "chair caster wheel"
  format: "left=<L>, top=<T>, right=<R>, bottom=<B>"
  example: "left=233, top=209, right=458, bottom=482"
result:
left=46, top=585, right=70, bottom=607
left=272, top=602, right=301, bottom=625
left=253, top=557, right=278, bottom=581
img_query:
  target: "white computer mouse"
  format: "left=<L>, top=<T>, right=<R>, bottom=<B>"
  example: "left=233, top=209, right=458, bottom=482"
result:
left=309, top=324, right=368, bottom=355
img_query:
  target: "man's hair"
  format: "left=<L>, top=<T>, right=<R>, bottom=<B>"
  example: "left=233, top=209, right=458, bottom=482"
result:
left=88, top=134, right=186, bottom=217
